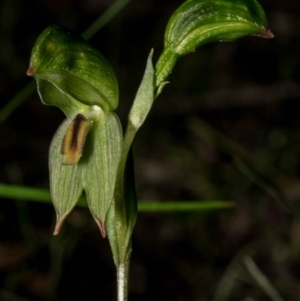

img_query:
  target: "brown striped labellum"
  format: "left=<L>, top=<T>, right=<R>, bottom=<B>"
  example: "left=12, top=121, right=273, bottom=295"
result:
left=61, top=114, right=93, bottom=165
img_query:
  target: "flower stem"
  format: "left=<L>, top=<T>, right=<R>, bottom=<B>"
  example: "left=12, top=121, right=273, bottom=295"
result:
left=116, top=248, right=131, bottom=301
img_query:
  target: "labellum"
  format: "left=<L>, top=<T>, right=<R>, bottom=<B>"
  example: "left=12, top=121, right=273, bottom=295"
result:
left=61, top=114, right=93, bottom=165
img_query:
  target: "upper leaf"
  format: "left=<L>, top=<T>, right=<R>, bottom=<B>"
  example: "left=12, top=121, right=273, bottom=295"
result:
left=165, top=0, right=273, bottom=56
left=128, top=50, right=155, bottom=130
left=155, top=0, right=273, bottom=87
left=27, top=25, right=119, bottom=114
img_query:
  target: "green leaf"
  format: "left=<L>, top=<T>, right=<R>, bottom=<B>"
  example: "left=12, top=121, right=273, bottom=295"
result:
left=49, top=118, right=84, bottom=235
left=123, top=150, right=137, bottom=233
left=82, top=111, right=123, bottom=237
left=121, top=50, right=155, bottom=175
left=106, top=150, right=137, bottom=266
left=155, top=0, right=273, bottom=86
left=127, top=50, right=155, bottom=131
left=104, top=51, right=155, bottom=264
left=27, top=25, right=119, bottom=112
left=166, top=0, right=271, bottom=56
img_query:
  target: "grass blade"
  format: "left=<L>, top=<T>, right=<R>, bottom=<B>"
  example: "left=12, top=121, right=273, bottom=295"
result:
left=244, top=256, right=285, bottom=301
left=138, top=200, right=234, bottom=212
left=0, top=81, right=36, bottom=123
left=0, top=183, right=234, bottom=212
left=82, top=0, right=132, bottom=40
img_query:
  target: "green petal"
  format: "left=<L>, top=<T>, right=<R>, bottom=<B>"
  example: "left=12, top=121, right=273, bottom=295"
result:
left=36, top=77, right=90, bottom=117
left=28, top=25, right=119, bottom=112
left=49, top=118, right=84, bottom=235
left=82, top=111, right=123, bottom=237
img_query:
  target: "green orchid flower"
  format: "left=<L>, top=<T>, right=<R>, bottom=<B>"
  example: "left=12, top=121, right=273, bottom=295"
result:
left=27, top=25, right=122, bottom=237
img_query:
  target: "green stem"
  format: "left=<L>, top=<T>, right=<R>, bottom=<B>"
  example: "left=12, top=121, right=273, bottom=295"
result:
left=116, top=250, right=131, bottom=301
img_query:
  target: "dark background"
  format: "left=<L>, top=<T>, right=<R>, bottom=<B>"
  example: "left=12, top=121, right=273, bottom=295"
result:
left=1, top=0, right=300, bottom=300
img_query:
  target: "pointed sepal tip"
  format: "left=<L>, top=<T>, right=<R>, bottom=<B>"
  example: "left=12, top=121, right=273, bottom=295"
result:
left=53, top=213, right=66, bottom=236
left=27, top=64, right=36, bottom=76
left=94, top=217, right=107, bottom=238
